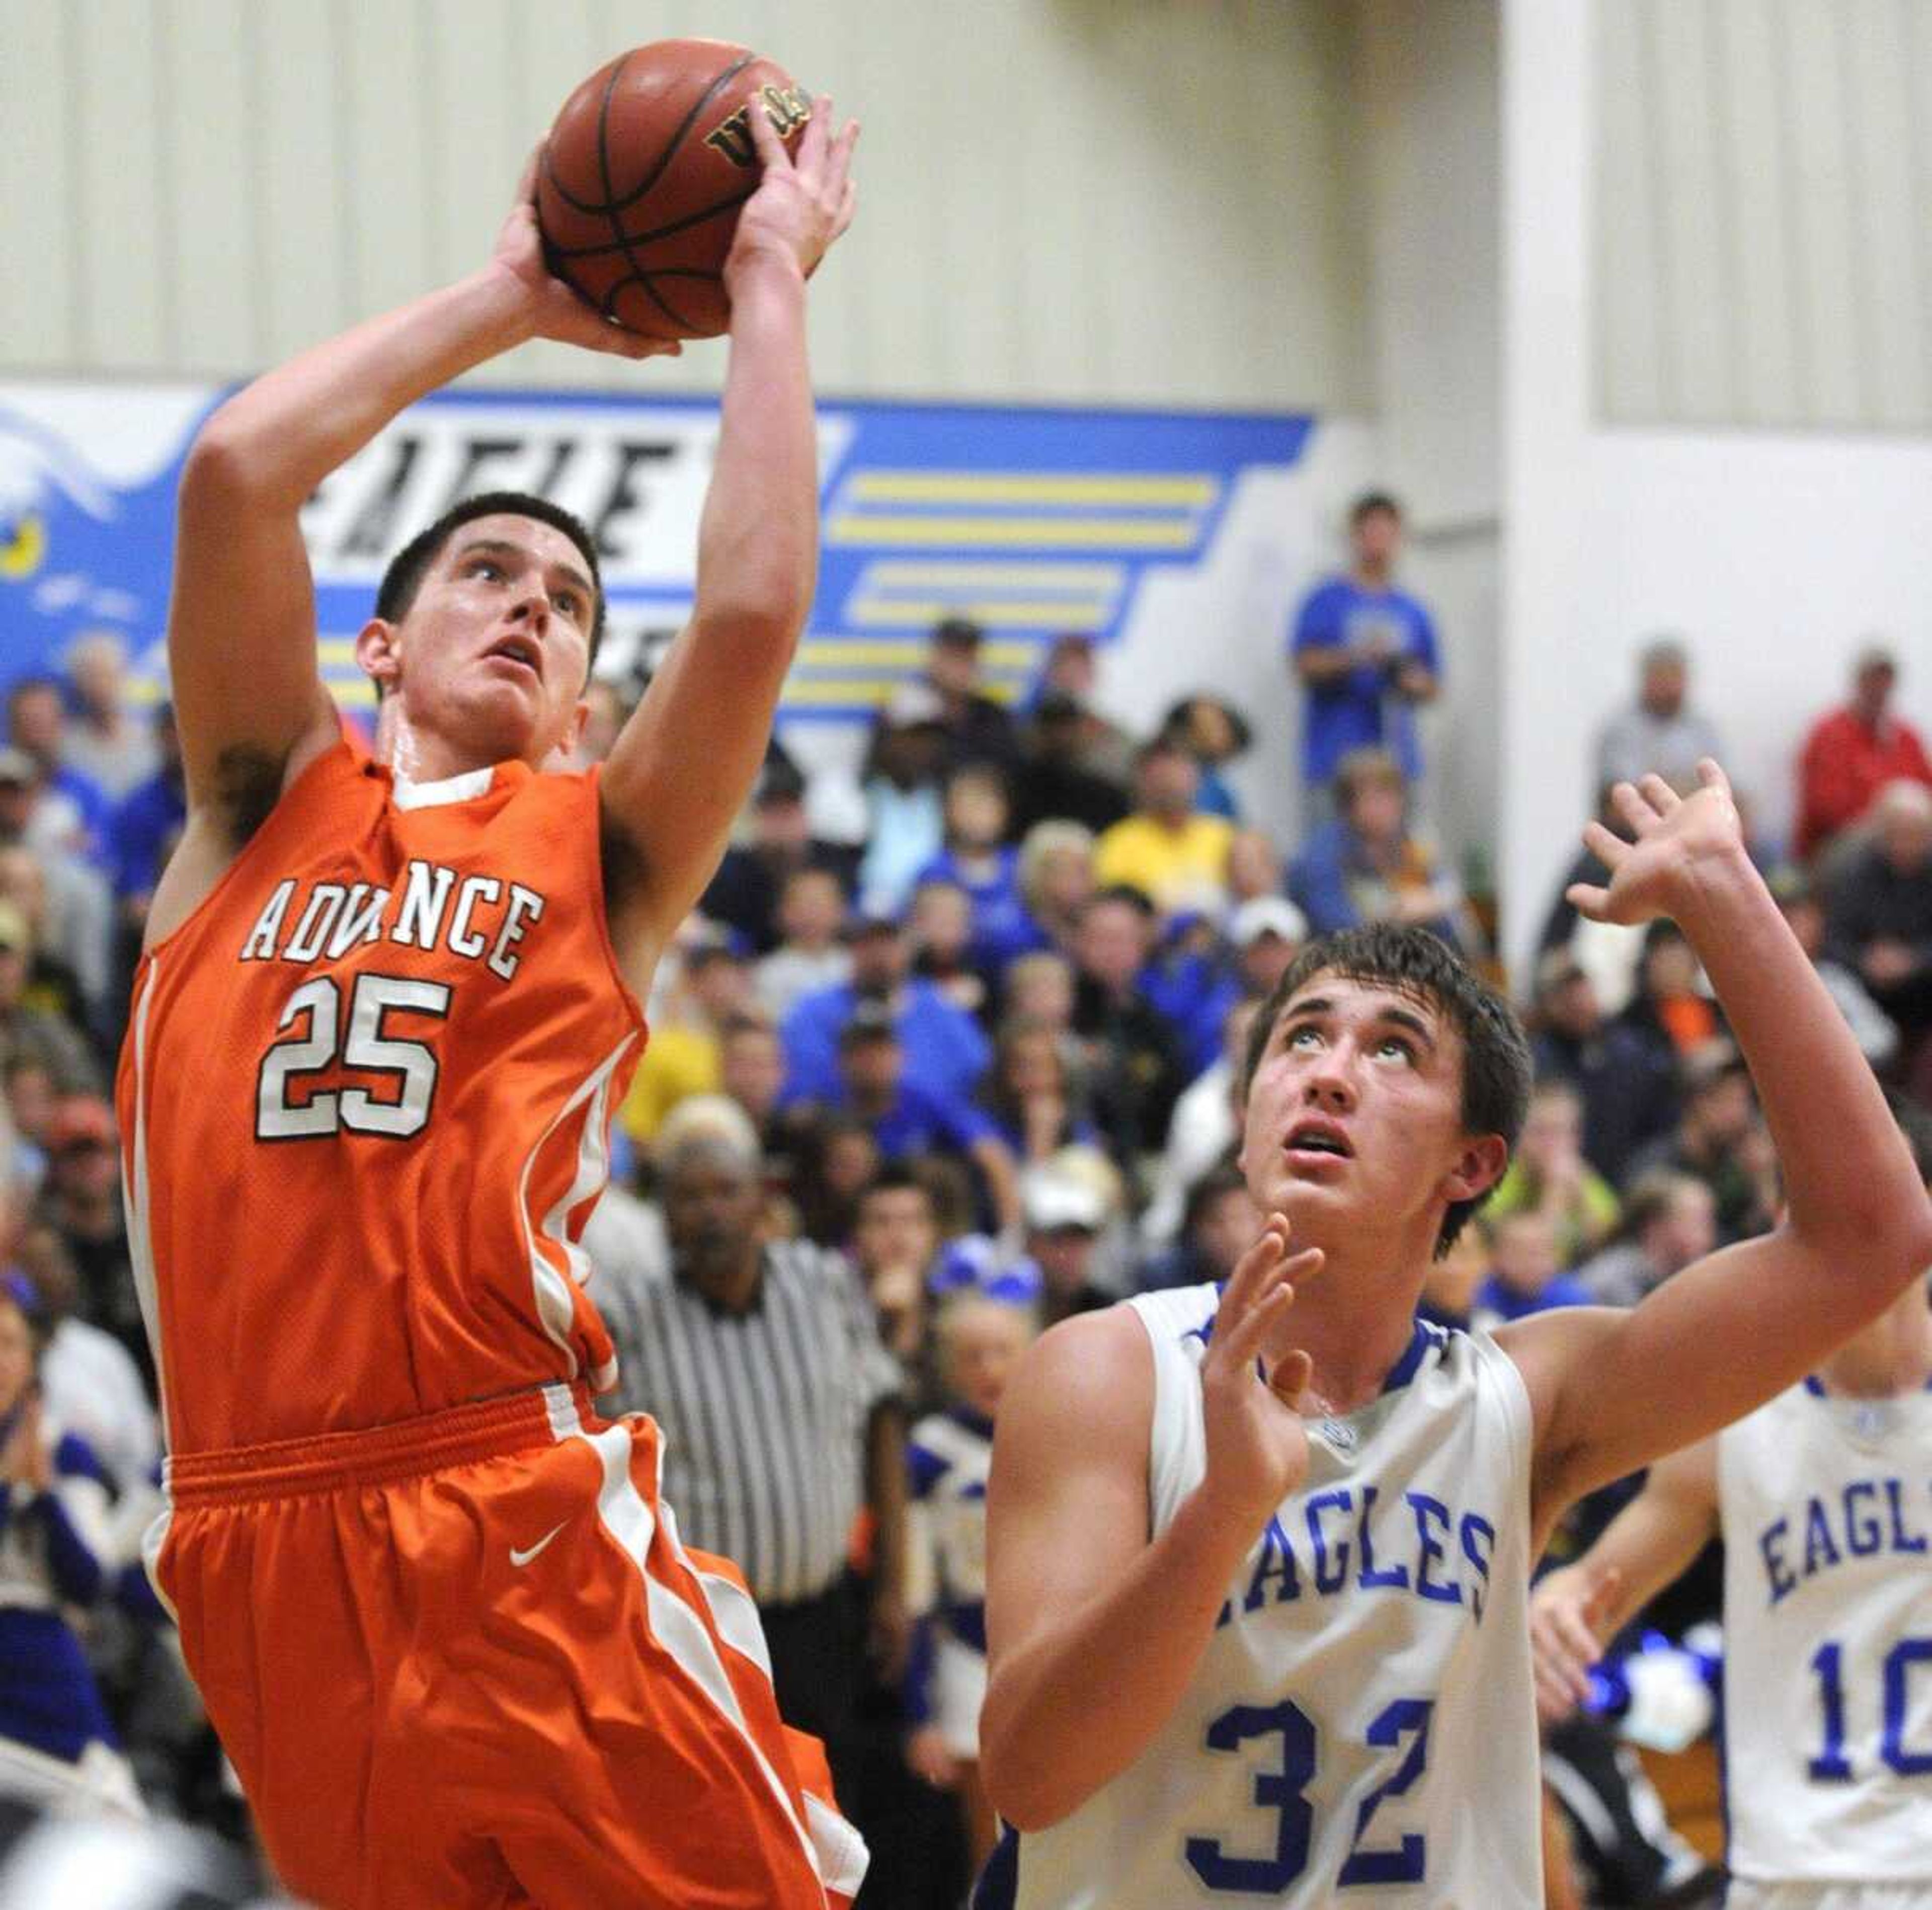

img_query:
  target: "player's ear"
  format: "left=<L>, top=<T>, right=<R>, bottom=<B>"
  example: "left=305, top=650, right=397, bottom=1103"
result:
left=1442, top=1133, right=1509, bottom=1206
left=562, top=694, right=590, bottom=759
left=355, top=618, right=403, bottom=697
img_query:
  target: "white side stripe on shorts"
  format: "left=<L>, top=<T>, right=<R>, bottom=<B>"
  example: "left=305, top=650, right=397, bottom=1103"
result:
left=546, top=1394, right=825, bottom=1889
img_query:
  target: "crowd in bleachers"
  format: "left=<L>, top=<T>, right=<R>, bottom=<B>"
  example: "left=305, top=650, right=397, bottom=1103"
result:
left=0, top=488, right=1929, bottom=1900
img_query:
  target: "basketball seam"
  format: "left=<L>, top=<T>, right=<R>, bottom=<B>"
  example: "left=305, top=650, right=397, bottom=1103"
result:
left=541, top=186, right=758, bottom=261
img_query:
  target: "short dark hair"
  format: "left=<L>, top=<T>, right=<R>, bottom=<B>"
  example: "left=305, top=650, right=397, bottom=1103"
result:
left=1349, top=490, right=1402, bottom=528
left=373, top=492, right=607, bottom=696
left=1241, top=923, right=1533, bottom=1256
left=859, top=1163, right=934, bottom=1212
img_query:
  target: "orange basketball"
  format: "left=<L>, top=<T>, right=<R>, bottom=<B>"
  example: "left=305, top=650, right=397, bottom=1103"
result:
left=536, top=39, right=812, bottom=343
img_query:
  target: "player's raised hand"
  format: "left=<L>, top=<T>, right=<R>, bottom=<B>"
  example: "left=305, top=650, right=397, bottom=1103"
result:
left=1528, top=1562, right=1623, bottom=1726
left=727, top=95, right=859, bottom=286
left=1565, top=760, right=1749, bottom=928
left=1195, top=1215, right=1325, bottom=1538
left=491, top=146, right=683, bottom=361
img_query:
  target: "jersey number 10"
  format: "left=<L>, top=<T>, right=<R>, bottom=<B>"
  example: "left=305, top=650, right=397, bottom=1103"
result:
left=256, top=975, right=451, bottom=1141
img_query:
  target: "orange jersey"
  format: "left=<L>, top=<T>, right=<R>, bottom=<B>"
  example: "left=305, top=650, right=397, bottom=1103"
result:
left=116, top=733, right=645, bottom=1456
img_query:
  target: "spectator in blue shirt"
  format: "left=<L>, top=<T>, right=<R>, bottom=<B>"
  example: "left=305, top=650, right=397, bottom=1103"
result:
left=4, top=679, right=109, bottom=866
left=1471, top=1211, right=1593, bottom=1326
left=1160, top=696, right=1252, bottom=822
left=780, top=910, right=991, bottom=1110
left=916, top=767, right=1042, bottom=976
left=1288, top=491, right=1440, bottom=801
left=832, top=1005, right=1020, bottom=1236
left=104, top=703, right=187, bottom=911
left=1286, top=747, right=1472, bottom=950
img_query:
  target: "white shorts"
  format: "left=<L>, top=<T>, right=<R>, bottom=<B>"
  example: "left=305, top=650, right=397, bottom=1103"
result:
left=1727, top=1882, right=1932, bottom=1910
left=934, top=1633, right=988, bottom=1762
left=0, top=1736, right=145, bottom=1820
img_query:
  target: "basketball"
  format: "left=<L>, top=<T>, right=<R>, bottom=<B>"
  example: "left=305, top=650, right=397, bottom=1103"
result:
left=536, top=40, right=813, bottom=343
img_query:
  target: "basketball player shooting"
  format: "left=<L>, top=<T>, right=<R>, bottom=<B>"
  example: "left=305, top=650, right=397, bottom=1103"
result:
left=975, top=765, right=1932, bottom=1907
left=115, top=99, right=865, bottom=1910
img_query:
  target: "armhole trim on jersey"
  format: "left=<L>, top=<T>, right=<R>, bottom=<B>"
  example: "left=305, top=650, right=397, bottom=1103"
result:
left=1122, top=1299, right=1169, bottom=1544
left=1477, top=1329, right=1539, bottom=1524
left=585, top=763, right=651, bottom=1046
left=134, top=727, right=360, bottom=972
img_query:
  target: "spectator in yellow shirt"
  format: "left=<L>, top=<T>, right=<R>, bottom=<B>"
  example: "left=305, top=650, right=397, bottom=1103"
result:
left=620, top=928, right=753, bottom=1144
left=1091, top=737, right=1233, bottom=918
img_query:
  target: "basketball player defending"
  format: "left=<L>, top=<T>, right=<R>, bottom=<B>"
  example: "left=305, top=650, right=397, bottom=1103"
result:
left=116, top=103, right=864, bottom=1909
left=1532, top=1099, right=1932, bottom=1910
left=975, top=765, right=1932, bottom=1907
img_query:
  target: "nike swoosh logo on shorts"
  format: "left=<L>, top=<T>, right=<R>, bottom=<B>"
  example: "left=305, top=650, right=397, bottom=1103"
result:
left=510, top=1522, right=568, bottom=1568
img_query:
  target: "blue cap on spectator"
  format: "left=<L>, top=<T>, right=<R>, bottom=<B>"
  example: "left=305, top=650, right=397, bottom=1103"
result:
left=928, top=1237, right=1043, bottom=1307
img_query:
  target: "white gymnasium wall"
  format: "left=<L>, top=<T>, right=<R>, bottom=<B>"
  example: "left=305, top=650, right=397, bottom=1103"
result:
left=1597, top=0, right=1932, bottom=432
left=1501, top=0, right=1932, bottom=979
left=0, top=0, right=1371, bottom=411
left=1355, top=0, right=1503, bottom=880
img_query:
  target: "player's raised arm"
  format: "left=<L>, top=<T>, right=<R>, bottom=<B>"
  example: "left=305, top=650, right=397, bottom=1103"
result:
left=1528, top=1437, right=1718, bottom=1724
left=600, top=101, right=858, bottom=987
left=980, top=1220, right=1322, bottom=1831
left=165, top=153, right=670, bottom=832
left=1504, top=766, right=1932, bottom=1522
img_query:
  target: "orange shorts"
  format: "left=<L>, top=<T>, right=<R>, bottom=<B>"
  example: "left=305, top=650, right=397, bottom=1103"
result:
left=151, top=1384, right=866, bottom=1910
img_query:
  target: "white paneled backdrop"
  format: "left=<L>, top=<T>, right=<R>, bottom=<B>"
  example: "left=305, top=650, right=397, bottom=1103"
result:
left=0, top=0, right=1372, bottom=409
left=1596, top=0, right=1932, bottom=431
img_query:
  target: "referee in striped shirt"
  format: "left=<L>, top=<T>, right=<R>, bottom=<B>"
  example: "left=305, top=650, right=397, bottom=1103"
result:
left=589, top=1126, right=910, bottom=1782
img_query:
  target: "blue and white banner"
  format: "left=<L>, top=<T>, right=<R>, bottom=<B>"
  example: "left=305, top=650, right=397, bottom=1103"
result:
left=0, top=381, right=1311, bottom=726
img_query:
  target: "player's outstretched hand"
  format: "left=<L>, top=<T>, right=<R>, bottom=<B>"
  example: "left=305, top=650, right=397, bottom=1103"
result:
left=491, top=147, right=684, bottom=361
left=1564, top=760, right=1748, bottom=929
left=726, top=95, right=859, bottom=288
left=1528, top=1562, right=1623, bottom=1726
left=1195, top=1215, right=1324, bottom=1539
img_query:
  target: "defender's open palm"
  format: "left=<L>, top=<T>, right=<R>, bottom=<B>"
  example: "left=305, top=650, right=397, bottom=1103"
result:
left=1566, top=761, right=1745, bottom=928
left=1197, top=1216, right=1325, bottom=1536
left=728, top=95, right=859, bottom=286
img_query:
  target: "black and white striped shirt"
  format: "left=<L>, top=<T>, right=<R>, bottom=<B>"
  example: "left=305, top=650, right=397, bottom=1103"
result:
left=588, top=1190, right=902, bottom=1608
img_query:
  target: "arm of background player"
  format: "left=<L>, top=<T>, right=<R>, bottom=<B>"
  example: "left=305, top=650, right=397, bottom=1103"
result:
left=864, top=1398, right=911, bottom=1684
left=168, top=157, right=670, bottom=818
left=1528, top=1438, right=1719, bottom=1724
left=600, top=104, right=857, bottom=989
left=1504, top=768, right=1932, bottom=1524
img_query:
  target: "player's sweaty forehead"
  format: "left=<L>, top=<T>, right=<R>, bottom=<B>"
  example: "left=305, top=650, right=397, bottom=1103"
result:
left=1272, top=971, right=1452, bottom=1052
left=441, top=515, right=597, bottom=604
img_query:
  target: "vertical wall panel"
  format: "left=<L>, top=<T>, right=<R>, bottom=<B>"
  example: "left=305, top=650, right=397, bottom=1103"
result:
left=1598, top=0, right=1932, bottom=430
left=160, top=0, right=257, bottom=373
left=1594, top=0, right=1665, bottom=420
left=253, top=3, right=352, bottom=362
left=0, top=3, right=80, bottom=367
left=1711, top=0, right=1801, bottom=425
left=1847, top=0, right=1929, bottom=427
left=338, top=0, right=433, bottom=335
left=71, top=2, right=172, bottom=366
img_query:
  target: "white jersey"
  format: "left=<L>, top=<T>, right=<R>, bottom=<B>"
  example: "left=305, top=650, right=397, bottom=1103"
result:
left=1718, top=1375, right=1932, bottom=1887
left=984, top=1286, right=1541, bottom=1909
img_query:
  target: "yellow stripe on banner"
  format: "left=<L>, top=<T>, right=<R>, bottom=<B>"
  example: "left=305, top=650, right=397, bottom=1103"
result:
left=319, top=639, right=360, bottom=665
left=800, top=639, right=1036, bottom=668
left=783, top=676, right=1023, bottom=709
left=848, top=472, right=1216, bottom=507
left=863, top=561, right=1125, bottom=590
left=830, top=515, right=1195, bottom=550
left=848, top=599, right=1108, bottom=629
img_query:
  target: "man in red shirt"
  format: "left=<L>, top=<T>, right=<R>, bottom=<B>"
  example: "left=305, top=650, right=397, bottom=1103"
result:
left=1795, top=645, right=1932, bottom=861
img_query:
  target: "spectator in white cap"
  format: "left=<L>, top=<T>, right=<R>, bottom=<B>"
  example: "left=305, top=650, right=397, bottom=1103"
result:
left=1226, top=895, right=1307, bottom=1001
left=860, top=683, right=950, bottom=909
left=1020, top=1168, right=1112, bottom=1328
